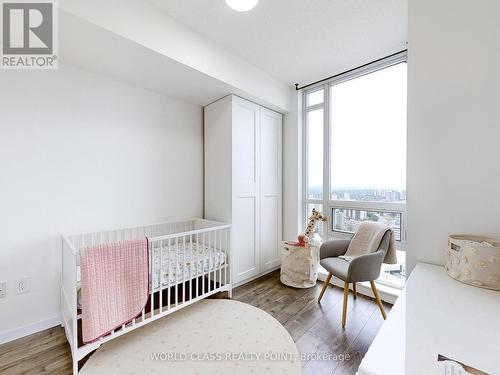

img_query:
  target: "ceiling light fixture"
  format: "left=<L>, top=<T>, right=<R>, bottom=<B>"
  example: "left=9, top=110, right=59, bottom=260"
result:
left=225, top=0, right=258, bottom=12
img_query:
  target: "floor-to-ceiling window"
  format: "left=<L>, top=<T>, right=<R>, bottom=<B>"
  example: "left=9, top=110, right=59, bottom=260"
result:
left=303, top=53, right=407, bottom=288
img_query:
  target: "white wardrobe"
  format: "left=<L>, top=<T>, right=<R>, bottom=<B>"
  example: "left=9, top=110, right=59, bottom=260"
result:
left=204, top=95, right=283, bottom=285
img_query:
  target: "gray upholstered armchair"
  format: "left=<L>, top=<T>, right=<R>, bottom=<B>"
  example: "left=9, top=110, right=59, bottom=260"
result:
left=317, top=231, right=390, bottom=328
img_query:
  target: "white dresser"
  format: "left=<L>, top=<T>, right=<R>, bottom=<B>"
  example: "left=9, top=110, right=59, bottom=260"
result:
left=359, top=263, right=500, bottom=375
left=204, top=95, right=282, bottom=285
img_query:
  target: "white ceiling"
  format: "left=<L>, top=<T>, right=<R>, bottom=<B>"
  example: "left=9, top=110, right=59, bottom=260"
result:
left=149, top=0, right=408, bottom=86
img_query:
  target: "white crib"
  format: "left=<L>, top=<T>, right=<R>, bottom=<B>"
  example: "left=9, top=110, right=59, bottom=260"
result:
left=61, top=219, right=231, bottom=374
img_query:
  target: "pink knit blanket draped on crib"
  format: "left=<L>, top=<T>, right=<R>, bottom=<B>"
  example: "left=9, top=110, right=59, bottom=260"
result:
left=80, top=238, right=150, bottom=343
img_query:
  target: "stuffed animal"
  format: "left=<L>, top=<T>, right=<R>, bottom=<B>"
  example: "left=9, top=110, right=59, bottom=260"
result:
left=303, top=208, right=327, bottom=238
left=289, top=209, right=328, bottom=247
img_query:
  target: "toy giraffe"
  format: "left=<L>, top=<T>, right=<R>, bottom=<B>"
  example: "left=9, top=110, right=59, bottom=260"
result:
left=304, top=208, right=327, bottom=237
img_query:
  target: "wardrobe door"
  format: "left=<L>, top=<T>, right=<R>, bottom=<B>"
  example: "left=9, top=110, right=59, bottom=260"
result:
left=232, top=98, right=261, bottom=284
left=260, top=108, right=282, bottom=272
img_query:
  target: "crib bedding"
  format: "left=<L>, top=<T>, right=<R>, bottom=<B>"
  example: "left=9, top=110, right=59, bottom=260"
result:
left=151, top=241, right=226, bottom=289
left=76, top=241, right=226, bottom=290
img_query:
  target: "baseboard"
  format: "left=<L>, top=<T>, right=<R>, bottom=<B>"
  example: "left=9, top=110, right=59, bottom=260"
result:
left=233, top=266, right=281, bottom=288
left=317, top=271, right=400, bottom=305
left=0, top=315, right=61, bottom=345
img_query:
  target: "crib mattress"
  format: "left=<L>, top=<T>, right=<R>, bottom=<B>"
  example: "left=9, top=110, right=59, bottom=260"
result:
left=76, top=241, right=226, bottom=290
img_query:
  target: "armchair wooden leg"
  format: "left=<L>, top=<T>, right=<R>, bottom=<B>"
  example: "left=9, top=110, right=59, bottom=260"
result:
left=318, top=273, right=333, bottom=303
left=370, top=281, right=387, bottom=320
left=342, top=282, right=349, bottom=328
left=352, top=282, right=357, bottom=299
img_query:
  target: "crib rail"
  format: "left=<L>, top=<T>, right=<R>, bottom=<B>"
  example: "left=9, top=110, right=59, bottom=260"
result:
left=63, top=219, right=217, bottom=255
left=61, top=219, right=231, bottom=374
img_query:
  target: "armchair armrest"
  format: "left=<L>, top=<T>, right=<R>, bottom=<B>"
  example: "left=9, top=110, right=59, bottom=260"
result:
left=347, top=250, right=385, bottom=283
left=320, top=239, right=351, bottom=260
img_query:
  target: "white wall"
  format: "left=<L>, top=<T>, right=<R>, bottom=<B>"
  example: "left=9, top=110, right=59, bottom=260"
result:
left=407, top=0, right=500, bottom=271
left=0, top=66, right=203, bottom=340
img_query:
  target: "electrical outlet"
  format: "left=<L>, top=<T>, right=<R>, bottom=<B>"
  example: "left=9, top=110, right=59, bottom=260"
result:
left=0, top=282, right=6, bottom=298
left=16, top=278, right=30, bottom=295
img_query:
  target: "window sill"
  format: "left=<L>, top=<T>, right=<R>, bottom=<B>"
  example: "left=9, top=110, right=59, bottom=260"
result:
left=318, top=267, right=401, bottom=305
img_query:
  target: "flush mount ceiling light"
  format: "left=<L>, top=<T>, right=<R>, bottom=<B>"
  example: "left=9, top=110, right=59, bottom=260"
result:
left=225, top=0, right=258, bottom=12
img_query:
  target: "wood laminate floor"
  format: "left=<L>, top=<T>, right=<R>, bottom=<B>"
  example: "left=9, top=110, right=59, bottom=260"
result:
left=0, top=270, right=391, bottom=375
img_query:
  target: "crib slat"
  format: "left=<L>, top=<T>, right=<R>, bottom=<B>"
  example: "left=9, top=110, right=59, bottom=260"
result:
left=208, top=231, right=212, bottom=293
left=150, top=241, right=154, bottom=318
left=225, top=228, right=228, bottom=288
left=167, top=239, right=171, bottom=311
left=175, top=236, right=179, bottom=307
left=213, top=231, right=216, bottom=291
left=214, top=229, right=218, bottom=288
left=202, top=232, right=205, bottom=295
left=159, top=239, right=163, bottom=314
left=218, top=229, right=221, bottom=289
left=182, top=235, right=186, bottom=304
left=210, top=230, right=217, bottom=290
left=196, top=233, right=199, bottom=299
left=190, top=233, right=193, bottom=301
left=219, top=228, right=222, bottom=288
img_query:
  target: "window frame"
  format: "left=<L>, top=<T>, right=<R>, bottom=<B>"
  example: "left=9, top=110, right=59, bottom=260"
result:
left=331, top=207, right=403, bottom=242
left=302, top=52, right=408, bottom=249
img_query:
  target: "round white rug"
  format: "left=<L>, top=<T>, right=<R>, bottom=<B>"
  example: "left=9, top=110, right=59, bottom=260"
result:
left=80, top=300, right=301, bottom=375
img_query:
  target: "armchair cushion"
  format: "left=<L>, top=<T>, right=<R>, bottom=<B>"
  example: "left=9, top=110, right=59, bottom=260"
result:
left=320, top=250, right=385, bottom=283
left=320, top=257, right=349, bottom=281
left=319, top=239, right=350, bottom=260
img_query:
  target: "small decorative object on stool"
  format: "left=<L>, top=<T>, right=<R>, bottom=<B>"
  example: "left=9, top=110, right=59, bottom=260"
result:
left=280, top=209, right=327, bottom=288
left=446, top=235, right=500, bottom=290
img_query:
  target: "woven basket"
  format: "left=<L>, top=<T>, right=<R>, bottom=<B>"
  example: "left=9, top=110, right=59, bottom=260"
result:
left=445, top=235, right=500, bottom=290
left=280, top=242, right=320, bottom=288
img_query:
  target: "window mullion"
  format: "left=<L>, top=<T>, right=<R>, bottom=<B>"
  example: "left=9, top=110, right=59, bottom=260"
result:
left=305, top=103, right=324, bottom=112
left=322, top=83, right=330, bottom=239
left=302, top=90, right=308, bottom=227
